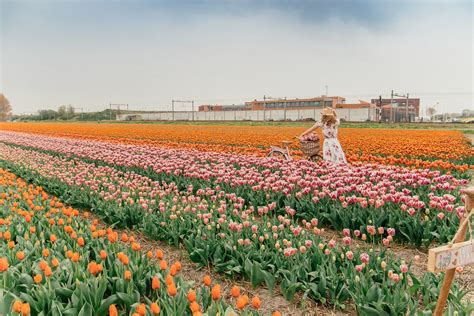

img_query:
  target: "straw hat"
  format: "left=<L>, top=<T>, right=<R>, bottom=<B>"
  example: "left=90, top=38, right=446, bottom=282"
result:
left=321, top=107, right=336, bottom=117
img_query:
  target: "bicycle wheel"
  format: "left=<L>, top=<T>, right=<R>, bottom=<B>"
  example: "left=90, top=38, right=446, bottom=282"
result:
left=269, top=149, right=289, bottom=161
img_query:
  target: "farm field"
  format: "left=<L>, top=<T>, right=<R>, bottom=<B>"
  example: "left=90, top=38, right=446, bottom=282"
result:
left=0, top=122, right=473, bottom=315
left=0, top=122, right=473, bottom=173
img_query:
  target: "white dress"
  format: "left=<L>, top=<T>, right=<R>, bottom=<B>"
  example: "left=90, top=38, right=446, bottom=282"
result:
left=315, top=120, right=347, bottom=164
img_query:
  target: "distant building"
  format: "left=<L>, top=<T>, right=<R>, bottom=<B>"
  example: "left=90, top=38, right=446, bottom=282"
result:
left=335, top=100, right=375, bottom=109
left=371, top=98, right=420, bottom=122
left=244, top=96, right=345, bottom=111
left=198, top=96, right=346, bottom=112
left=195, top=96, right=380, bottom=122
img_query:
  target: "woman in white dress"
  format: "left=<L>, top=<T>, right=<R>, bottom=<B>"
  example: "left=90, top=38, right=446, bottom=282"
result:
left=299, top=107, right=347, bottom=164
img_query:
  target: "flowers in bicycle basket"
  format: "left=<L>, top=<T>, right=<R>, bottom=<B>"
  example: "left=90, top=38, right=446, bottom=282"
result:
left=300, top=133, right=319, bottom=142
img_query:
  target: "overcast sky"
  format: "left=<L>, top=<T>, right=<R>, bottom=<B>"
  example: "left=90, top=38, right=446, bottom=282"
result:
left=1, top=0, right=472, bottom=114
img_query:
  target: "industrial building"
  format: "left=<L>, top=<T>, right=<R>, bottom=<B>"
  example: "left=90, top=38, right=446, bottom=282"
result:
left=198, top=96, right=346, bottom=112
left=371, top=98, right=420, bottom=122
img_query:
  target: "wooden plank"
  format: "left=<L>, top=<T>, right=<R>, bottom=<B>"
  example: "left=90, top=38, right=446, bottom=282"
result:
left=428, top=240, right=474, bottom=272
left=433, top=187, right=474, bottom=316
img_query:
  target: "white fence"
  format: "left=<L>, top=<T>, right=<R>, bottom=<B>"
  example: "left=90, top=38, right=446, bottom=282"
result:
left=117, top=108, right=376, bottom=122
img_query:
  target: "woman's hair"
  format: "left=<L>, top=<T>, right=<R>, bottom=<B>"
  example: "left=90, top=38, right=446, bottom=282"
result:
left=321, top=113, right=337, bottom=125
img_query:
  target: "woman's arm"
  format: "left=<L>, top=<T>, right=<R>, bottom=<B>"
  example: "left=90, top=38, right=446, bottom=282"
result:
left=300, top=122, right=320, bottom=137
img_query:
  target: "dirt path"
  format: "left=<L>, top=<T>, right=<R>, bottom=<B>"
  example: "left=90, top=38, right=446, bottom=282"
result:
left=129, top=230, right=352, bottom=316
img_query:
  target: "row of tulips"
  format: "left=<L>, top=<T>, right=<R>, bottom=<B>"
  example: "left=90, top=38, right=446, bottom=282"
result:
left=0, top=123, right=471, bottom=173
left=0, top=143, right=471, bottom=314
left=0, top=168, right=266, bottom=315
left=0, top=132, right=469, bottom=246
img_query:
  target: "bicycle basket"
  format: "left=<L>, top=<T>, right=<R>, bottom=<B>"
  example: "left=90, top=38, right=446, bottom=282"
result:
left=300, top=139, right=320, bottom=157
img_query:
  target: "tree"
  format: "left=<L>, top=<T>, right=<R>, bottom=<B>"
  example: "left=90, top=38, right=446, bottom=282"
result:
left=57, top=105, right=75, bottom=120
left=66, top=105, right=75, bottom=119
left=38, top=109, right=57, bottom=120
left=0, top=93, right=12, bottom=121
left=57, top=105, right=66, bottom=119
left=427, top=107, right=436, bottom=119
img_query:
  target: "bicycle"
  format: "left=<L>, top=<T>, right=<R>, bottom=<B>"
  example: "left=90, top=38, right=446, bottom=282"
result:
left=267, top=140, right=293, bottom=161
left=267, top=137, right=321, bottom=162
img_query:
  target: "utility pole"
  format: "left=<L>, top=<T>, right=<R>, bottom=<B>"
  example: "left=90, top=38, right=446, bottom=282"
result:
left=406, top=93, right=409, bottom=122
left=172, top=100, right=175, bottom=121
left=393, top=92, right=410, bottom=122
left=263, top=95, right=266, bottom=121
left=390, top=90, right=394, bottom=123
left=116, top=104, right=128, bottom=117
left=283, top=97, right=287, bottom=121
left=109, top=103, right=128, bottom=121
left=192, top=100, right=195, bottom=121
left=325, top=85, right=328, bottom=96
left=378, top=95, right=382, bottom=122
left=109, top=103, right=112, bottom=120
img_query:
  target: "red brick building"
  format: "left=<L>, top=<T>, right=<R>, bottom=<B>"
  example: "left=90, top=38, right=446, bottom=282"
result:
left=371, top=98, right=420, bottom=122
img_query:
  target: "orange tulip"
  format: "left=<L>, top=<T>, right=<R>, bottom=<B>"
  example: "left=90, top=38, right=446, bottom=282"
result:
left=136, top=304, right=146, bottom=316
left=236, top=295, right=249, bottom=310
left=34, top=274, right=42, bottom=284
left=251, top=296, right=261, bottom=309
left=156, top=249, right=164, bottom=259
left=13, top=300, right=23, bottom=312
left=88, top=261, right=100, bottom=275
left=131, top=242, right=141, bottom=251
left=211, top=284, right=221, bottom=300
left=0, top=257, right=8, bottom=271
left=230, top=285, right=240, bottom=298
left=167, top=283, right=177, bottom=296
left=150, top=302, right=160, bottom=315
left=169, top=264, right=177, bottom=276
left=21, top=303, right=30, bottom=316
left=109, top=304, right=118, bottom=316
left=203, top=275, right=211, bottom=287
left=187, top=289, right=196, bottom=302
left=124, top=270, right=132, bottom=280
left=152, top=276, right=160, bottom=290
left=16, top=251, right=25, bottom=261
left=44, top=266, right=53, bottom=277
left=71, top=252, right=80, bottom=262
left=121, top=233, right=128, bottom=242
left=190, top=301, right=200, bottom=313
left=100, top=250, right=107, bottom=260
left=77, top=237, right=85, bottom=247
left=50, top=234, right=57, bottom=243
left=51, top=258, right=59, bottom=267
left=39, top=260, right=48, bottom=271
left=159, top=260, right=167, bottom=270
left=108, top=232, right=118, bottom=243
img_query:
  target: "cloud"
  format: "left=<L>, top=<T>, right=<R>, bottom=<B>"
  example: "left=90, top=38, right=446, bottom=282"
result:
left=0, top=0, right=472, bottom=113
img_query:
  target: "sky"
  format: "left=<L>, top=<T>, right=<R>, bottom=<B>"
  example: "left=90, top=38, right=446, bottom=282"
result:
left=0, top=0, right=472, bottom=115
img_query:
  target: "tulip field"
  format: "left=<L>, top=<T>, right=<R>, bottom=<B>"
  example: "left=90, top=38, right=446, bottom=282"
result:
left=0, top=123, right=473, bottom=315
